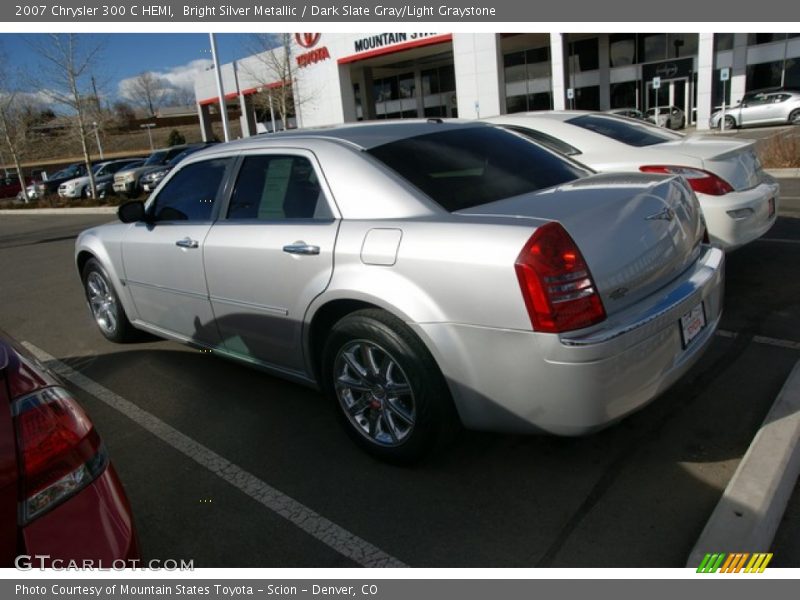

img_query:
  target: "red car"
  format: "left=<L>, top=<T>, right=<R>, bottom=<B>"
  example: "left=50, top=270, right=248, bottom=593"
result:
left=0, top=173, right=32, bottom=200
left=0, top=332, right=139, bottom=567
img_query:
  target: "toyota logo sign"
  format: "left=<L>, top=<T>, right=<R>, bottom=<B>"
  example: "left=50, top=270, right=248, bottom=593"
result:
left=295, top=33, right=321, bottom=49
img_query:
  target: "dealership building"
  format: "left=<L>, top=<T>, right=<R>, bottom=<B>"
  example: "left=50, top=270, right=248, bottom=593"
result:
left=193, top=32, right=800, bottom=136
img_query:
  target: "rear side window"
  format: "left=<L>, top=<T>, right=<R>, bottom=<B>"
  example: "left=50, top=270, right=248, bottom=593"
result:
left=151, top=158, right=229, bottom=222
left=367, top=127, right=590, bottom=212
left=227, top=155, right=331, bottom=220
left=567, top=114, right=682, bottom=147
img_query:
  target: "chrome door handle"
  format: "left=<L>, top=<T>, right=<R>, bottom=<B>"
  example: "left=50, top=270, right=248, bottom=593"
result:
left=282, top=242, right=320, bottom=255
left=175, top=237, right=199, bottom=249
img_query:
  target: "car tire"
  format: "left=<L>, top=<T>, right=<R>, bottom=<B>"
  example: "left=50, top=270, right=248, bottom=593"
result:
left=322, top=309, right=456, bottom=464
left=724, top=115, right=737, bottom=129
left=82, top=186, right=91, bottom=199
left=81, top=258, right=136, bottom=343
left=790, top=109, right=800, bottom=125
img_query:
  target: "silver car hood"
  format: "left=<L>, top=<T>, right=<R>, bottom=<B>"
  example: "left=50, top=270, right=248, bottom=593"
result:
left=457, top=172, right=705, bottom=315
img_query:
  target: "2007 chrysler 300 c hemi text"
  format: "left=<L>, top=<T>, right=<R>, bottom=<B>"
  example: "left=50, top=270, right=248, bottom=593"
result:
left=75, top=121, right=724, bottom=462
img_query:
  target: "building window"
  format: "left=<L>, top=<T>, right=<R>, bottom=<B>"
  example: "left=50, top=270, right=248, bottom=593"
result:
left=747, top=33, right=788, bottom=45
left=609, top=34, right=636, bottom=67
left=639, top=34, right=667, bottom=63
left=746, top=60, right=784, bottom=90
left=715, top=33, right=735, bottom=52
left=610, top=81, right=638, bottom=108
left=667, top=34, right=697, bottom=59
left=574, top=85, right=600, bottom=110
left=503, top=45, right=552, bottom=113
left=711, top=70, right=732, bottom=108
left=786, top=57, right=800, bottom=89
left=569, top=38, right=599, bottom=72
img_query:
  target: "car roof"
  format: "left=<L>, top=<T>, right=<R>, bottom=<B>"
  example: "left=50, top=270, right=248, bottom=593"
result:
left=213, top=120, right=489, bottom=152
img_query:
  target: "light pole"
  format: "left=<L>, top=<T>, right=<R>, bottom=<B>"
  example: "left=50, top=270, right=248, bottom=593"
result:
left=209, top=33, right=231, bottom=142
left=140, top=123, right=156, bottom=151
left=93, top=121, right=104, bottom=160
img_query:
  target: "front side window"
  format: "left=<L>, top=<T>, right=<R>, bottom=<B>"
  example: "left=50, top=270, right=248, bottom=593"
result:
left=227, top=155, right=331, bottom=220
left=368, top=126, right=590, bottom=212
left=150, top=158, right=229, bottom=222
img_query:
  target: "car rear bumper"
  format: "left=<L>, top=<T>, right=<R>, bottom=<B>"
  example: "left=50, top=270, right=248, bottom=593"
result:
left=699, top=180, right=779, bottom=250
left=413, top=245, right=724, bottom=435
left=21, top=465, right=140, bottom=565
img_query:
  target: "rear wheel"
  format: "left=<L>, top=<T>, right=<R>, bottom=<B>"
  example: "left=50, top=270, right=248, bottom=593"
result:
left=790, top=109, right=800, bottom=125
left=322, top=309, right=455, bottom=463
left=82, top=258, right=136, bottom=343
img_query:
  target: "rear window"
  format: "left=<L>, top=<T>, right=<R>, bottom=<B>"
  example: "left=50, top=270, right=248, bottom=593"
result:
left=367, top=127, right=590, bottom=212
left=497, top=125, right=582, bottom=156
left=567, top=114, right=682, bottom=147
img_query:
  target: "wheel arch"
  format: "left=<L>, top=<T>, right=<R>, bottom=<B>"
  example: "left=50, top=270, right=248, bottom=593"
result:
left=75, top=235, right=138, bottom=322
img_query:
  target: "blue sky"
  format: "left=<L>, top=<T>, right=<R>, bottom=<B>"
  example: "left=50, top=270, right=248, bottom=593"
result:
left=0, top=33, right=265, bottom=105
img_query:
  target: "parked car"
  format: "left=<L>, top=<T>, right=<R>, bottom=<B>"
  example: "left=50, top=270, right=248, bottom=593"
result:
left=710, top=88, right=800, bottom=129
left=484, top=111, right=779, bottom=250
left=16, top=184, right=38, bottom=203
left=35, top=163, right=92, bottom=197
left=645, top=105, right=685, bottom=129
left=58, top=159, right=145, bottom=200
left=75, top=121, right=724, bottom=462
left=0, top=173, right=32, bottom=199
left=0, top=330, right=139, bottom=566
left=606, top=108, right=645, bottom=120
left=140, top=143, right=218, bottom=193
left=113, top=145, right=202, bottom=197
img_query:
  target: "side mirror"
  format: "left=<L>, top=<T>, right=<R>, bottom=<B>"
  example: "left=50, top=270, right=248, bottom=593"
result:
left=118, top=200, right=146, bottom=223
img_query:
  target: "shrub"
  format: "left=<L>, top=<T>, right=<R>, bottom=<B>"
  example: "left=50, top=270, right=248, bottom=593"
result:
left=166, top=129, right=186, bottom=146
left=758, top=132, right=800, bottom=169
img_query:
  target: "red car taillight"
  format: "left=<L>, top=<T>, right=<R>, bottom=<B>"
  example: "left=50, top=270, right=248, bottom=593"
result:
left=13, top=387, right=107, bottom=524
left=639, top=165, right=734, bottom=196
left=515, top=222, right=606, bottom=333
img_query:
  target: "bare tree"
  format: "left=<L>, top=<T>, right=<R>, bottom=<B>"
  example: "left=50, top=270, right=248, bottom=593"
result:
left=0, top=51, right=33, bottom=203
left=27, top=34, right=105, bottom=198
left=242, top=33, right=312, bottom=131
left=125, top=71, right=170, bottom=116
left=0, top=94, right=32, bottom=202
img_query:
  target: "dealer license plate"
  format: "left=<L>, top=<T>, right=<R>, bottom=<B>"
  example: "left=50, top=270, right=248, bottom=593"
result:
left=680, top=303, right=707, bottom=349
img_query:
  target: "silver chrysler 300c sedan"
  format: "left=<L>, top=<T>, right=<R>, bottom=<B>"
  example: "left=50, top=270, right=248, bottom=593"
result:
left=75, top=121, right=724, bottom=462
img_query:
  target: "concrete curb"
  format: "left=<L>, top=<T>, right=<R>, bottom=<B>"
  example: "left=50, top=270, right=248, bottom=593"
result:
left=766, top=168, right=800, bottom=178
left=0, top=207, right=118, bottom=215
left=687, top=359, right=800, bottom=566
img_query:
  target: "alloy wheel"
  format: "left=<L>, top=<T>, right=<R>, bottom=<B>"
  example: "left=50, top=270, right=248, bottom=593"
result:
left=86, top=272, right=118, bottom=335
left=334, top=340, right=416, bottom=447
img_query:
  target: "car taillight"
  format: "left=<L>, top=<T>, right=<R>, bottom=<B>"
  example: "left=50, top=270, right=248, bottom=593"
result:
left=13, top=386, right=107, bottom=524
left=515, top=222, right=606, bottom=333
left=639, top=165, right=734, bottom=196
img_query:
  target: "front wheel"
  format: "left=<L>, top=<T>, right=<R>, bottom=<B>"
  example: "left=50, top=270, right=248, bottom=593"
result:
left=82, top=258, right=136, bottom=342
left=723, top=115, right=737, bottom=129
left=322, top=309, right=455, bottom=463
left=790, top=109, right=800, bottom=125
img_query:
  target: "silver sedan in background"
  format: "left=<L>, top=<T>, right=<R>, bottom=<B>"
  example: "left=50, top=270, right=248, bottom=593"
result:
left=710, top=88, right=800, bottom=129
left=75, top=121, right=723, bottom=462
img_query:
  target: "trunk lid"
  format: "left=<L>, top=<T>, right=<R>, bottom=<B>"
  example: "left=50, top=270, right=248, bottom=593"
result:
left=657, top=135, right=764, bottom=190
left=457, top=172, right=705, bottom=315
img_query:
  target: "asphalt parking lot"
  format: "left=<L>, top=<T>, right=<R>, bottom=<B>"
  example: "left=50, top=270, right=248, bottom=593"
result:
left=1, top=195, right=799, bottom=567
